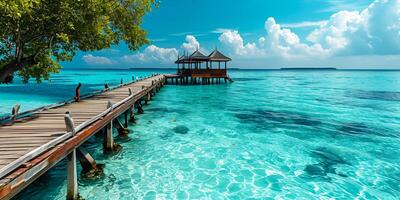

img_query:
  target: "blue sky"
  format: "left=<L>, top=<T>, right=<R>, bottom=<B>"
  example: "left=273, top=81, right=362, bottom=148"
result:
left=64, top=0, right=400, bottom=69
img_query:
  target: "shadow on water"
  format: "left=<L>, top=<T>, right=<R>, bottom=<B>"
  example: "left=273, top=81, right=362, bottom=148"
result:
left=349, top=89, right=400, bottom=102
left=234, top=108, right=322, bottom=129
left=145, top=107, right=189, bottom=115
left=303, top=147, right=350, bottom=181
left=335, top=122, right=399, bottom=138
left=159, top=125, right=190, bottom=140
left=233, top=78, right=264, bottom=82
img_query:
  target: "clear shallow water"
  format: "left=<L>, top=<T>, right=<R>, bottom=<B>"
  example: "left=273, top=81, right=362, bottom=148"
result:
left=8, top=69, right=400, bottom=199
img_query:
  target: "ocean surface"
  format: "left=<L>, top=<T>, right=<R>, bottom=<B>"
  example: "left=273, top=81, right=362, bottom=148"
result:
left=3, top=69, right=400, bottom=199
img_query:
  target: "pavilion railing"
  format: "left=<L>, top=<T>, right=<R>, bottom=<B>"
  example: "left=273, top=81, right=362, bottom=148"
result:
left=179, top=69, right=227, bottom=76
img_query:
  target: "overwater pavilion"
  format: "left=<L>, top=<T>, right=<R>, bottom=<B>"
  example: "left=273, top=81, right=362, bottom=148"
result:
left=167, top=49, right=232, bottom=85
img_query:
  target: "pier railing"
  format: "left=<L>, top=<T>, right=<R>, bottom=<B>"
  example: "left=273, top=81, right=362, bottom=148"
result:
left=0, top=76, right=153, bottom=125
left=0, top=74, right=162, bottom=179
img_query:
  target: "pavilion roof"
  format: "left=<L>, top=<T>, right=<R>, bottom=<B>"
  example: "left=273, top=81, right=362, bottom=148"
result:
left=175, top=49, right=232, bottom=63
left=174, top=55, right=189, bottom=64
left=188, top=50, right=209, bottom=61
left=208, top=49, right=231, bottom=61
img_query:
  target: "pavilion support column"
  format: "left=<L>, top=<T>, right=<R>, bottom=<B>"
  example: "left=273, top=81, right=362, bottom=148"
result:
left=64, top=113, right=79, bottom=200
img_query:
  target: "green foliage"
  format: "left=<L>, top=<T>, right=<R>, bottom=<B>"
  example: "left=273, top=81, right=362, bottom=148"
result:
left=0, top=0, right=156, bottom=82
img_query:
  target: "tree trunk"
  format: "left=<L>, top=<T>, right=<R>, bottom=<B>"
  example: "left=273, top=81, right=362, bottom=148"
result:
left=0, top=56, right=36, bottom=83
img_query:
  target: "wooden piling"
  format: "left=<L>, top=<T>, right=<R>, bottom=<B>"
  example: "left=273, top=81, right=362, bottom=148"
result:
left=64, top=113, right=78, bottom=200
left=104, top=101, right=114, bottom=152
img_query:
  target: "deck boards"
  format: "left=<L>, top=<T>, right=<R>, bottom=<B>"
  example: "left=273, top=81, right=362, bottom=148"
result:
left=0, top=75, right=164, bottom=185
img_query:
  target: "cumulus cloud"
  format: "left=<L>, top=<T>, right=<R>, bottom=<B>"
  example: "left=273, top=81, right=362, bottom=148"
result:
left=218, top=18, right=327, bottom=58
left=308, top=0, right=400, bottom=55
left=82, top=54, right=115, bottom=66
left=219, top=0, right=400, bottom=59
left=219, top=30, right=264, bottom=56
left=181, top=35, right=200, bottom=52
left=122, top=45, right=178, bottom=64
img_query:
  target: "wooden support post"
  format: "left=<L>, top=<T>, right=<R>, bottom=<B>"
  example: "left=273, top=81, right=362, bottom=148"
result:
left=66, top=149, right=78, bottom=200
left=77, top=147, right=98, bottom=173
left=129, top=105, right=135, bottom=123
left=137, top=102, right=144, bottom=114
left=113, top=118, right=129, bottom=135
left=74, top=83, right=82, bottom=102
left=64, top=113, right=78, bottom=200
left=76, top=147, right=104, bottom=180
left=104, top=101, right=114, bottom=152
left=124, top=111, right=128, bottom=128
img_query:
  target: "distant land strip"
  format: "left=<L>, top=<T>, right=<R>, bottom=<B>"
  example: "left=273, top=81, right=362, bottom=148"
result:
left=280, top=67, right=337, bottom=70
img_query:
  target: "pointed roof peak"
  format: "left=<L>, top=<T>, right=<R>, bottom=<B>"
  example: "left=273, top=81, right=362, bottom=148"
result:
left=189, top=49, right=208, bottom=59
left=208, top=49, right=231, bottom=61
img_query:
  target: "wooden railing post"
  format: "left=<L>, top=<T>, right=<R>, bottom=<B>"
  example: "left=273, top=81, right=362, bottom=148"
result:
left=11, top=104, right=20, bottom=122
left=74, top=83, right=82, bottom=102
left=64, top=112, right=78, bottom=200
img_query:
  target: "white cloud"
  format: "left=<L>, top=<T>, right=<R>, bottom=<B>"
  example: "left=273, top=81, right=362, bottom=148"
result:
left=308, top=0, right=400, bottom=55
left=218, top=30, right=264, bottom=56
left=218, top=18, right=327, bottom=58
left=281, top=20, right=328, bottom=28
left=264, top=17, right=328, bottom=57
left=218, top=0, right=400, bottom=61
left=181, top=35, right=200, bottom=52
left=82, top=54, right=115, bottom=66
left=122, top=45, right=178, bottom=64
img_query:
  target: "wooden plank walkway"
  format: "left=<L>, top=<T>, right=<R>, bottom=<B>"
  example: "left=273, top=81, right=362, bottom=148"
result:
left=0, top=74, right=166, bottom=199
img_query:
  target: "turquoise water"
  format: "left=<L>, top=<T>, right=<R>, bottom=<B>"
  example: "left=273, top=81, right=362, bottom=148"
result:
left=0, top=69, right=171, bottom=118
left=7, top=69, right=400, bottom=199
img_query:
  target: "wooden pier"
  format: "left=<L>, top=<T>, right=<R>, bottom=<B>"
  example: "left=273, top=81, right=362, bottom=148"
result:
left=0, top=74, right=166, bottom=199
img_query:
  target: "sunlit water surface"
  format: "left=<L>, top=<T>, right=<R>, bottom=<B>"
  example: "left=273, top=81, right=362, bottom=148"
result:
left=5, top=69, right=400, bottom=199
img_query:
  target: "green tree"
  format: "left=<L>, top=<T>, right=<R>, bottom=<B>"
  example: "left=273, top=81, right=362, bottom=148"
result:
left=0, top=0, right=155, bottom=83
